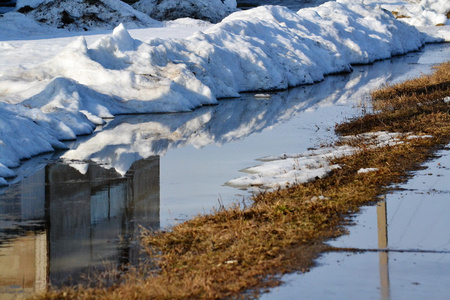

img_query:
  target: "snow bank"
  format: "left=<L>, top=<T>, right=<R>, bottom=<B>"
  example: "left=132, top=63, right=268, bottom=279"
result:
left=387, top=0, right=449, bottom=27
left=0, top=102, right=68, bottom=185
left=17, top=0, right=160, bottom=31
left=345, top=0, right=449, bottom=26
left=0, top=12, right=59, bottom=39
left=132, top=0, right=237, bottom=23
left=348, top=0, right=450, bottom=41
left=53, top=60, right=434, bottom=182
left=0, top=2, right=429, bottom=185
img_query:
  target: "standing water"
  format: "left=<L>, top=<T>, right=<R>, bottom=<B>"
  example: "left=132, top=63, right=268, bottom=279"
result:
left=0, top=43, right=449, bottom=297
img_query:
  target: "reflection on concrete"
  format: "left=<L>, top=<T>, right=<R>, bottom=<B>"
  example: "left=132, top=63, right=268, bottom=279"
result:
left=377, top=200, right=390, bottom=300
left=0, top=156, right=160, bottom=297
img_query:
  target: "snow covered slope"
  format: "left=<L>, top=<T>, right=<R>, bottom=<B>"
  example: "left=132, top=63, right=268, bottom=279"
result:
left=16, top=0, right=160, bottom=31
left=362, top=0, right=450, bottom=27
left=0, top=0, right=445, bottom=185
left=132, top=0, right=237, bottom=23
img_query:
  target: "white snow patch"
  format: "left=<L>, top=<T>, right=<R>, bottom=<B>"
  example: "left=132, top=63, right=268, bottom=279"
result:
left=226, top=131, right=422, bottom=190
left=254, top=93, right=272, bottom=99
left=407, top=134, right=433, bottom=139
left=68, top=162, right=90, bottom=175
left=358, top=168, right=379, bottom=174
left=226, top=145, right=356, bottom=190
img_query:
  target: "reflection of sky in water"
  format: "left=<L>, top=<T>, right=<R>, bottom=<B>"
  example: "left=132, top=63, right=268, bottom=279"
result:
left=262, top=147, right=450, bottom=300
left=0, top=43, right=448, bottom=295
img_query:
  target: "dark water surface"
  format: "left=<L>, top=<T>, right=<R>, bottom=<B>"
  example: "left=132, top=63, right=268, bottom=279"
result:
left=0, top=43, right=449, bottom=297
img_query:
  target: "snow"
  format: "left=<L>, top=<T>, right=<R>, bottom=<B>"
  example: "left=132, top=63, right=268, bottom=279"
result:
left=16, top=0, right=46, bottom=9
left=17, top=0, right=161, bottom=31
left=0, top=0, right=449, bottom=185
left=351, top=0, right=450, bottom=40
left=357, top=168, right=379, bottom=174
left=132, top=0, right=237, bottom=23
left=225, top=132, right=426, bottom=190
left=226, top=145, right=355, bottom=189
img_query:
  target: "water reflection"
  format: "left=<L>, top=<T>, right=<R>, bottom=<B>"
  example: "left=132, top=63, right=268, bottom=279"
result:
left=0, top=43, right=448, bottom=297
left=61, top=57, right=412, bottom=174
left=377, top=200, right=390, bottom=300
left=0, top=156, right=159, bottom=296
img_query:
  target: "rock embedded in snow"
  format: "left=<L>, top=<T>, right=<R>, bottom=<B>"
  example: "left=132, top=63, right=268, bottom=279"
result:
left=132, top=0, right=237, bottom=23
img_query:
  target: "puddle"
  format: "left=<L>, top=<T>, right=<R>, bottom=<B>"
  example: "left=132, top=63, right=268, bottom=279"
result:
left=328, top=147, right=450, bottom=252
left=0, top=157, right=159, bottom=293
left=0, top=43, right=449, bottom=296
left=260, top=251, right=450, bottom=300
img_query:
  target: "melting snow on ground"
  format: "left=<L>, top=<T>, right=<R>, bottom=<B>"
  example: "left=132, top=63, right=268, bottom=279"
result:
left=0, top=0, right=449, bottom=185
left=225, top=132, right=433, bottom=190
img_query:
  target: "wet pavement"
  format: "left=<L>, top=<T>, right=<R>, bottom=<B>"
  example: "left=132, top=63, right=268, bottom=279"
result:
left=261, top=146, right=450, bottom=299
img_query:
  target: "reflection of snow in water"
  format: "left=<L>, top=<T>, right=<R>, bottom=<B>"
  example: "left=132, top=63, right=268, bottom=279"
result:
left=60, top=68, right=388, bottom=175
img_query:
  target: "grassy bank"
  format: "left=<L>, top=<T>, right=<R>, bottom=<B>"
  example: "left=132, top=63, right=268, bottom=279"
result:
left=37, top=61, right=450, bottom=299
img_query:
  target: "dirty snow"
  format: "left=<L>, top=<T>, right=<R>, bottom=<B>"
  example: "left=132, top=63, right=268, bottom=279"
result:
left=0, top=0, right=449, bottom=185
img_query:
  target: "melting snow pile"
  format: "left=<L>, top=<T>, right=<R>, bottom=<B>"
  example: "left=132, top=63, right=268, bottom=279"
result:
left=378, top=0, right=449, bottom=27
left=15, top=0, right=160, bottom=31
left=0, top=0, right=437, bottom=185
left=226, top=132, right=432, bottom=190
left=354, top=0, right=450, bottom=41
left=132, top=0, right=237, bottom=23
left=226, top=145, right=356, bottom=190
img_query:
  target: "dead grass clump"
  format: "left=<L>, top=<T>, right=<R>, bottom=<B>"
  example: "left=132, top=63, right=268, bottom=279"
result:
left=336, top=62, right=450, bottom=135
left=391, top=11, right=411, bottom=19
left=35, top=61, right=450, bottom=299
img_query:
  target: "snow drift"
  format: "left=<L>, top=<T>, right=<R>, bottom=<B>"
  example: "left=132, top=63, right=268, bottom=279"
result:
left=16, top=0, right=160, bottom=31
left=0, top=1, right=430, bottom=184
left=132, top=0, right=237, bottom=23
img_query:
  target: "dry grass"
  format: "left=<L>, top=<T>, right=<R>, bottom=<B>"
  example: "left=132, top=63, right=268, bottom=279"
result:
left=35, top=61, right=450, bottom=299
